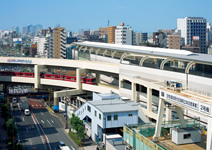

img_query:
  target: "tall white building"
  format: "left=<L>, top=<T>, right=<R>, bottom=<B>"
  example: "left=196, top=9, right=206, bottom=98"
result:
left=32, top=37, right=46, bottom=58
left=177, top=17, right=207, bottom=53
left=45, top=32, right=53, bottom=58
left=115, top=23, right=135, bottom=45
left=135, top=32, right=148, bottom=45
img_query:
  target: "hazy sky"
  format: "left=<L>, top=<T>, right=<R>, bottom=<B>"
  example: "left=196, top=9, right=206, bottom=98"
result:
left=0, top=0, right=211, bottom=33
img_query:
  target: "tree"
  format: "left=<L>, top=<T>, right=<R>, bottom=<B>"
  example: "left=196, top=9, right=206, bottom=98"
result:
left=70, top=113, right=85, bottom=139
left=6, top=118, right=17, bottom=139
left=15, top=44, right=21, bottom=51
left=77, top=125, right=85, bottom=139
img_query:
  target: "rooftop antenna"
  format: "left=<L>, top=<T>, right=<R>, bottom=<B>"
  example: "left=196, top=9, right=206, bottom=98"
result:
left=108, top=20, right=110, bottom=27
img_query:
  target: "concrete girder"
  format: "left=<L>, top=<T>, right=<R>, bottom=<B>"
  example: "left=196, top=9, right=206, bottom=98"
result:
left=160, top=58, right=173, bottom=70
left=78, top=46, right=83, bottom=51
left=83, top=47, right=88, bottom=52
left=89, top=47, right=94, bottom=54
left=111, top=51, right=117, bottom=58
left=120, top=52, right=130, bottom=64
left=103, top=49, right=108, bottom=56
left=95, top=48, right=101, bottom=55
left=139, top=56, right=149, bottom=66
left=185, top=61, right=196, bottom=74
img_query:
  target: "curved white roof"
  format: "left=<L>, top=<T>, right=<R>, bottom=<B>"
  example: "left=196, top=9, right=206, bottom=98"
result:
left=80, top=41, right=192, bottom=56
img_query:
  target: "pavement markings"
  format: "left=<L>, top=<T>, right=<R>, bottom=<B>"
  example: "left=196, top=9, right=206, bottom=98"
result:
left=29, top=139, right=32, bottom=145
left=41, top=120, right=45, bottom=124
left=71, top=146, right=75, bottom=150
left=51, top=120, right=54, bottom=123
left=22, top=117, right=25, bottom=121
left=41, top=112, right=44, bottom=115
left=47, top=120, right=52, bottom=126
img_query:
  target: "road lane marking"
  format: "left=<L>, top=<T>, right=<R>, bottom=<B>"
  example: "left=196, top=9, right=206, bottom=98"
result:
left=29, top=139, right=32, bottom=145
left=41, top=112, right=44, bottom=115
left=26, top=127, right=28, bottom=132
left=71, top=146, right=75, bottom=150
left=47, top=120, right=52, bottom=126
left=51, top=120, right=54, bottom=123
left=31, top=113, right=48, bottom=150
left=41, top=120, right=44, bottom=124
left=22, top=117, right=25, bottom=121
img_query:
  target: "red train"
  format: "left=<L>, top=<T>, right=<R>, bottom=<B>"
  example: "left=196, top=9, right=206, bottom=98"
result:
left=0, top=71, right=96, bottom=85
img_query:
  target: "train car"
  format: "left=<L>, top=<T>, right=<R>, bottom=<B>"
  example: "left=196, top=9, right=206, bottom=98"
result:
left=0, top=71, right=19, bottom=76
left=43, top=73, right=64, bottom=80
left=19, top=72, right=34, bottom=78
left=85, top=77, right=96, bottom=85
left=63, top=75, right=76, bottom=82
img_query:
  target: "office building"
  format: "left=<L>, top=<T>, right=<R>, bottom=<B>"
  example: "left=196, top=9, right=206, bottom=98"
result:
left=135, top=32, right=148, bottom=45
left=115, top=23, right=135, bottom=45
left=177, top=17, right=207, bottom=53
left=167, top=35, right=181, bottom=49
left=107, top=26, right=116, bottom=43
left=53, top=27, right=66, bottom=59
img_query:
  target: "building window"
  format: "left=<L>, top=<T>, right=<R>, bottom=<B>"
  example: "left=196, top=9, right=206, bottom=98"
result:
left=114, top=115, right=118, bottom=120
left=128, top=114, right=132, bottom=117
left=87, top=105, right=91, bottom=112
left=99, top=114, right=101, bottom=120
left=107, top=115, right=111, bottom=121
left=95, top=110, right=97, bottom=117
left=184, top=134, right=191, bottom=139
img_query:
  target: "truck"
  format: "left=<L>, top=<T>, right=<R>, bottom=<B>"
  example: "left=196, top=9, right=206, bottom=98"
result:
left=19, top=97, right=29, bottom=111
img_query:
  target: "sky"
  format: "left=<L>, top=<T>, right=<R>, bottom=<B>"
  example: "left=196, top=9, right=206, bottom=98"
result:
left=0, top=0, right=212, bottom=33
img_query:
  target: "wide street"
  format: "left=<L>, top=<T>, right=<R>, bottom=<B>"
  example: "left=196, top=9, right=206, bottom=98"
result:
left=13, top=98, right=78, bottom=150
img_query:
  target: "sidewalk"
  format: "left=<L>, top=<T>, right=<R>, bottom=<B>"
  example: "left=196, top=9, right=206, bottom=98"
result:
left=0, top=114, right=8, bottom=150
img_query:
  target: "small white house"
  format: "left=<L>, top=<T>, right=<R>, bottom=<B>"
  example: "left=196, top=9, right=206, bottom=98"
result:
left=172, top=127, right=201, bottom=145
left=75, top=99, right=139, bottom=143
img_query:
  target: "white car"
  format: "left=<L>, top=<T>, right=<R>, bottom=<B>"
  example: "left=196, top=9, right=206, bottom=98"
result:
left=24, top=109, right=30, bottom=116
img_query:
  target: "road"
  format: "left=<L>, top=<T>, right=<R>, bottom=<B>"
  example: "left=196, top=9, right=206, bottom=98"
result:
left=13, top=99, right=78, bottom=150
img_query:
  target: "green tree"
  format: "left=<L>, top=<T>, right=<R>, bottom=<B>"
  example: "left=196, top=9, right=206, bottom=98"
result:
left=77, top=125, right=85, bottom=139
left=6, top=118, right=17, bottom=139
left=15, top=44, right=21, bottom=50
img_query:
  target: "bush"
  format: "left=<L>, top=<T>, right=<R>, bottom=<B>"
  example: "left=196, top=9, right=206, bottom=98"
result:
left=69, top=130, right=82, bottom=146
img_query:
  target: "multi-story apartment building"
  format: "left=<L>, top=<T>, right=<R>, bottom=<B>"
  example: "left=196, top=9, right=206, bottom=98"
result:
left=177, top=17, right=207, bottom=53
left=115, top=23, right=135, bottom=45
left=167, top=35, right=181, bottom=49
left=53, top=27, right=66, bottom=59
left=107, top=26, right=116, bottom=43
left=135, top=32, right=148, bottom=45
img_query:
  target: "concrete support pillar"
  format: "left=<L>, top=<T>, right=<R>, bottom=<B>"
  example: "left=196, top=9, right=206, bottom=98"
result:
left=147, top=88, right=152, bottom=112
left=176, top=106, right=186, bottom=127
left=76, top=68, right=82, bottom=90
left=207, top=116, right=212, bottom=150
left=119, top=79, right=123, bottom=89
left=165, top=107, right=172, bottom=121
left=96, top=73, right=100, bottom=85
left=153, top=98, right=165, bottom=141
left=34, top=65, right=45, bottom=89
left=53, top=93, right=59, bottom=112
left=131, top=82, right=136, bottom=102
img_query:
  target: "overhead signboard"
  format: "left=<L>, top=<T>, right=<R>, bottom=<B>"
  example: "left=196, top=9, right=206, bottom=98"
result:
left=160, top=89, right=211, bottom=116
left=7, top=59, right=32, bottom=64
